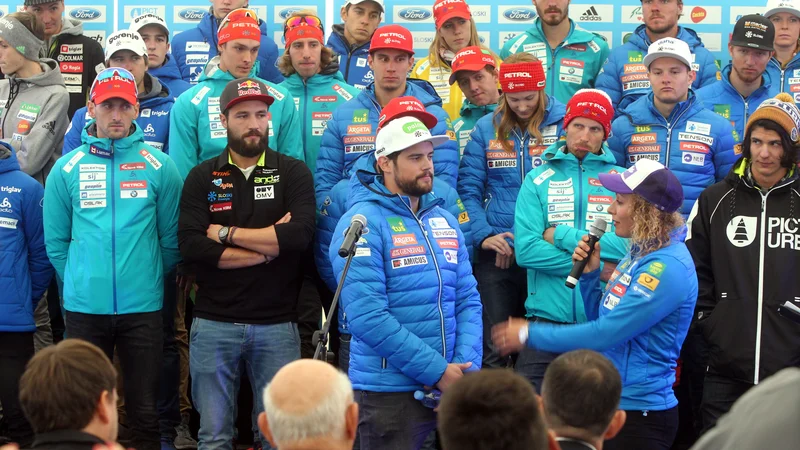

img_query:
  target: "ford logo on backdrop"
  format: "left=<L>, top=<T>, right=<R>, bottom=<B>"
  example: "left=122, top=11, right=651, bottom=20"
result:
left=398, top=8, right=432, bottom=21
left=503, top=8, right=536, bottom=21
left=178, top=8, right=205, bottom=21
left=279, top=7, right=302, bottom=20
left=69, top=8, right=102, bottom=20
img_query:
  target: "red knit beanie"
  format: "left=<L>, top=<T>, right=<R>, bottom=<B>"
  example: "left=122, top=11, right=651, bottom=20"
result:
left=499, top=60, right=545, bottom=93
left=564, top=89, right=614, bottom=138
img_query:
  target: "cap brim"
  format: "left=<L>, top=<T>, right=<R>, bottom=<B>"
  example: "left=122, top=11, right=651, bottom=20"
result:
left=386, top=110, right=439, bottom=130
left=224, top=94, right=275, bottom=112
left=598, top=172, right=634, bottom=195
left=134, top=23, right=170, bottom=38
left=448, top=62, right=492, bottom=85
left=382, top=135, right=450, bottom=156
left=436, top=11, right=471, bottom=29
left=369, top=44, right=414, bottom=55
left=643, top=51, right=692, bottom=69
left=106, top=46, right=148, bottom=60
left=346, top=0, right=385, bottom=13
left=765, top=7, right=800, bottom=18
left=93, top=93, right=138, bottom=105
left=730, top=40, right=774, bottom=52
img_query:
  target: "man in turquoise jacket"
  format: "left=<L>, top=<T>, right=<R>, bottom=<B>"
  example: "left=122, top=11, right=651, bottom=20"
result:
left=169, top=9, right=302, bottom=179
left=449, top=46, right=500, bottom=158
left=278, top=12, right=360, bottom=176
left=514, top=89, right=628, bottom=391
left=43, top=68, right=183, bottom=450
left=499, top=1, right=609, bottom=105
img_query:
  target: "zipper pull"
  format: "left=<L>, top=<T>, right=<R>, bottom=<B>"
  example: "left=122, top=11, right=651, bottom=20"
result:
left=643, top=410, right=649, bottom=417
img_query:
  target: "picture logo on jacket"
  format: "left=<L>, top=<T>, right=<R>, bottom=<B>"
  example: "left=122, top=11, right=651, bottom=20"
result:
left=0, top=197, right=12, bottom=213
left=726, top=215, right=757, bottom=247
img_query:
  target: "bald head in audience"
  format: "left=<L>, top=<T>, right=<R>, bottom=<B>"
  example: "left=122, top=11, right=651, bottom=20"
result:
left=258, top=360, right=358, bottom=450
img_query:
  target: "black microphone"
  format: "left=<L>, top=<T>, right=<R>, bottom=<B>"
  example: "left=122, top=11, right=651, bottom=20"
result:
left=566, top=218, right=608, bottom=289
left=338, top=214, right=367, bottom=257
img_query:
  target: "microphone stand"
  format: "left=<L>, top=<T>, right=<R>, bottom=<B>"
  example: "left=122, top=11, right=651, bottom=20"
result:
left=313, top=238, right=359, bottom=362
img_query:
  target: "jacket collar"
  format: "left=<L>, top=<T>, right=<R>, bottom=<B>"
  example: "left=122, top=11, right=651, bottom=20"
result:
left=32, top=430, right=106, bottom=448
left=213, top=148, right=279, bottom=171
left=719, top=64, right=771, bottom=100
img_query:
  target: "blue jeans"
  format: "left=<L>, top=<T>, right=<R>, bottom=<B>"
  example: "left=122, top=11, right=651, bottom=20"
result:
left=355, top=390, right=437, bottom=450
left=158, top=270, right=181, bottom=441
left=190, top=318, right=300, bottom=450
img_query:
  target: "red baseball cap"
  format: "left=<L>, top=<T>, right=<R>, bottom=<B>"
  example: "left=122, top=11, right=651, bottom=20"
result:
left=449, top=46, right=496, bottom=85
left=90, top=68, right=138, bottom=105
left=378, top=96, right=438, bottom=131
left=433, top=0, right=471, bottom=29
left=370, top=24, right=414, bottom=55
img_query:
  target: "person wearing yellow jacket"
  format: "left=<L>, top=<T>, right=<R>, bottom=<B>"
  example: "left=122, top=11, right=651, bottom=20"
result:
left=411, top=0, right=496, bottom=121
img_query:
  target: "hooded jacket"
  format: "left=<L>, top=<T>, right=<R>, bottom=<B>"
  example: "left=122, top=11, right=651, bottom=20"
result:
left=169, top=56, right=302, bottom=180
left=765, top=54, right=800, bottom=111
left=515, top=141, right=628, bottom=325
left=316, top=79, right=459, bottom=205
left=0, top=59, right=69, bottom=185
left=595, top=25, right=720, bottom=118
left=44, top=18, right=105, bottom=119
left=43, top=123, right=183, bottom=315
left=607, top=92, right=738, bottom=216
left=411, top=53, right=502, bottom=122
left=170, top=8, right=284, bottom=85
left=316, top=150, right=474, bottom=334
left=278, top=60, right=360, bottom=176
left=530, top=226, right=698, bottom=411
left=500, top=18, right=609, bottom=105
left=0, top=143, right=51, bottom=332
left=457, top=95, right=566, bottom=252
left=62, top=73, right=174, bottom=155
left=695, top=64, right=778, bottom=144
left=686, top=159, right=800, bottom=385
left=326, top=24, right=373, bottom=90
left=150, top=54, right=192, bottom=98
left=330, top=169, right=482, bottom=391
left=452, top=99, right=496, bottom=158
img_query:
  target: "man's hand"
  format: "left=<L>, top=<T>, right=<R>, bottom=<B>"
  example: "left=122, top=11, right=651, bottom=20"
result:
left=481, top=232, right=514, bottom=269
left=542, top=226, right=556, bottom=244
left=207, top=224, right=223, bottom=243
left=436, top=362, right=472, bottom=392
left=276, top=212, right=292, bottom=225
left=491, top=318, right=530, bottom=356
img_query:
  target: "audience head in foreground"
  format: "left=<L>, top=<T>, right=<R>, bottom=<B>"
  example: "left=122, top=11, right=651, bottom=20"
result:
left=259, top=359, right=358, bottom=450
left=438, top=369, right=559, bottom=450
left=18, top=339, right=119, bottom=444
left=542, top=350, right=626, bottom=449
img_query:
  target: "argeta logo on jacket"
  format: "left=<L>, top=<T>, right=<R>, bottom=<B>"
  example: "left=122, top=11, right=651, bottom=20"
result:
left=726, top=215, right=757, bottom=247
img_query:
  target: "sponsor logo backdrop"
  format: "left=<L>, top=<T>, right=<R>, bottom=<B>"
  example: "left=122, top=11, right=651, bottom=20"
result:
left=0, top=0, right=770, bottom=64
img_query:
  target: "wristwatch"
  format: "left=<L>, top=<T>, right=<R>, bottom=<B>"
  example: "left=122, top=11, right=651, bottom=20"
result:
left=218, top=226, right=230, bottom=244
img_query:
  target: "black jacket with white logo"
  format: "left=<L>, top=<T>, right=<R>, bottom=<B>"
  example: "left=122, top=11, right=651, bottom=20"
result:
left=687, top=158, right=800, bottom=384
left=178, top=148, right=315, bottom=324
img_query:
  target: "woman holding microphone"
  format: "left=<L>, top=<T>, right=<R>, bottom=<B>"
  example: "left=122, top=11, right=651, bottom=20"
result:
left=493, top=159, right=698, bottom=450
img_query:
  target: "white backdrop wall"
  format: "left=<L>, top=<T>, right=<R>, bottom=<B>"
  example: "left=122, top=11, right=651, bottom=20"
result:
left=0, top=1, right=776, bottom=67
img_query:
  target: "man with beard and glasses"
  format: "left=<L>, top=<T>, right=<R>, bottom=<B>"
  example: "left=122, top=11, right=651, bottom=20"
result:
left=596, top=0, right=720, bottom=118
left=177, top=77, right=315, bottom=450
left=500, top=0, right=609, bottom=105
left=697, top=15, right=778, bottom=144
left=330, top=102, right=482, bottom=450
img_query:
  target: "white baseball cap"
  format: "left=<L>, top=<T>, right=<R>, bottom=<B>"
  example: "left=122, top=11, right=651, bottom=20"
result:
left=643, top=38, right=693, bottom=69
left=344, top=0, right=385, bottom=13
left=375, top=116, right=450, bottom=158
left=130, top=13, right=170, bottom=38
left=105, top=30, right=148, bottom=61
left=765, top=0, right=800, bottom=18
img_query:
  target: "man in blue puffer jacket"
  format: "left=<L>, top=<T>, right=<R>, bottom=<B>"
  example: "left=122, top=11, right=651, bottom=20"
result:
left=170, top=2, right=283, bottom=84
left=695, top=15, right=778, bottom=145
left=595, top=0, right=720, bottom=118
left=0, top=142, right=52, bottom=447
left=608, top=38, right=737, bottom=216
left=62, top=30, right=173, bottom=155
left=331, top=107, right=481, bottom=450
left=326, top=0, right=384, bottom=89
left=130, top=13, right=191, bottom=99
left=316, top=24, right=459, bottom=207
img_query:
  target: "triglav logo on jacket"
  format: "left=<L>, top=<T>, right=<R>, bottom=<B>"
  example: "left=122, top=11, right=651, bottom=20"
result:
left=727, top=215, right=757, bottom=247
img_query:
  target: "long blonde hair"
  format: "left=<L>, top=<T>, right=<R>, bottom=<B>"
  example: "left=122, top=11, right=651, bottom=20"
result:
left=427, top=17, right=493, bottom=68
left=629, top=194, right=684, bottom=256
left=493, top=53, right=547, bottom=153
